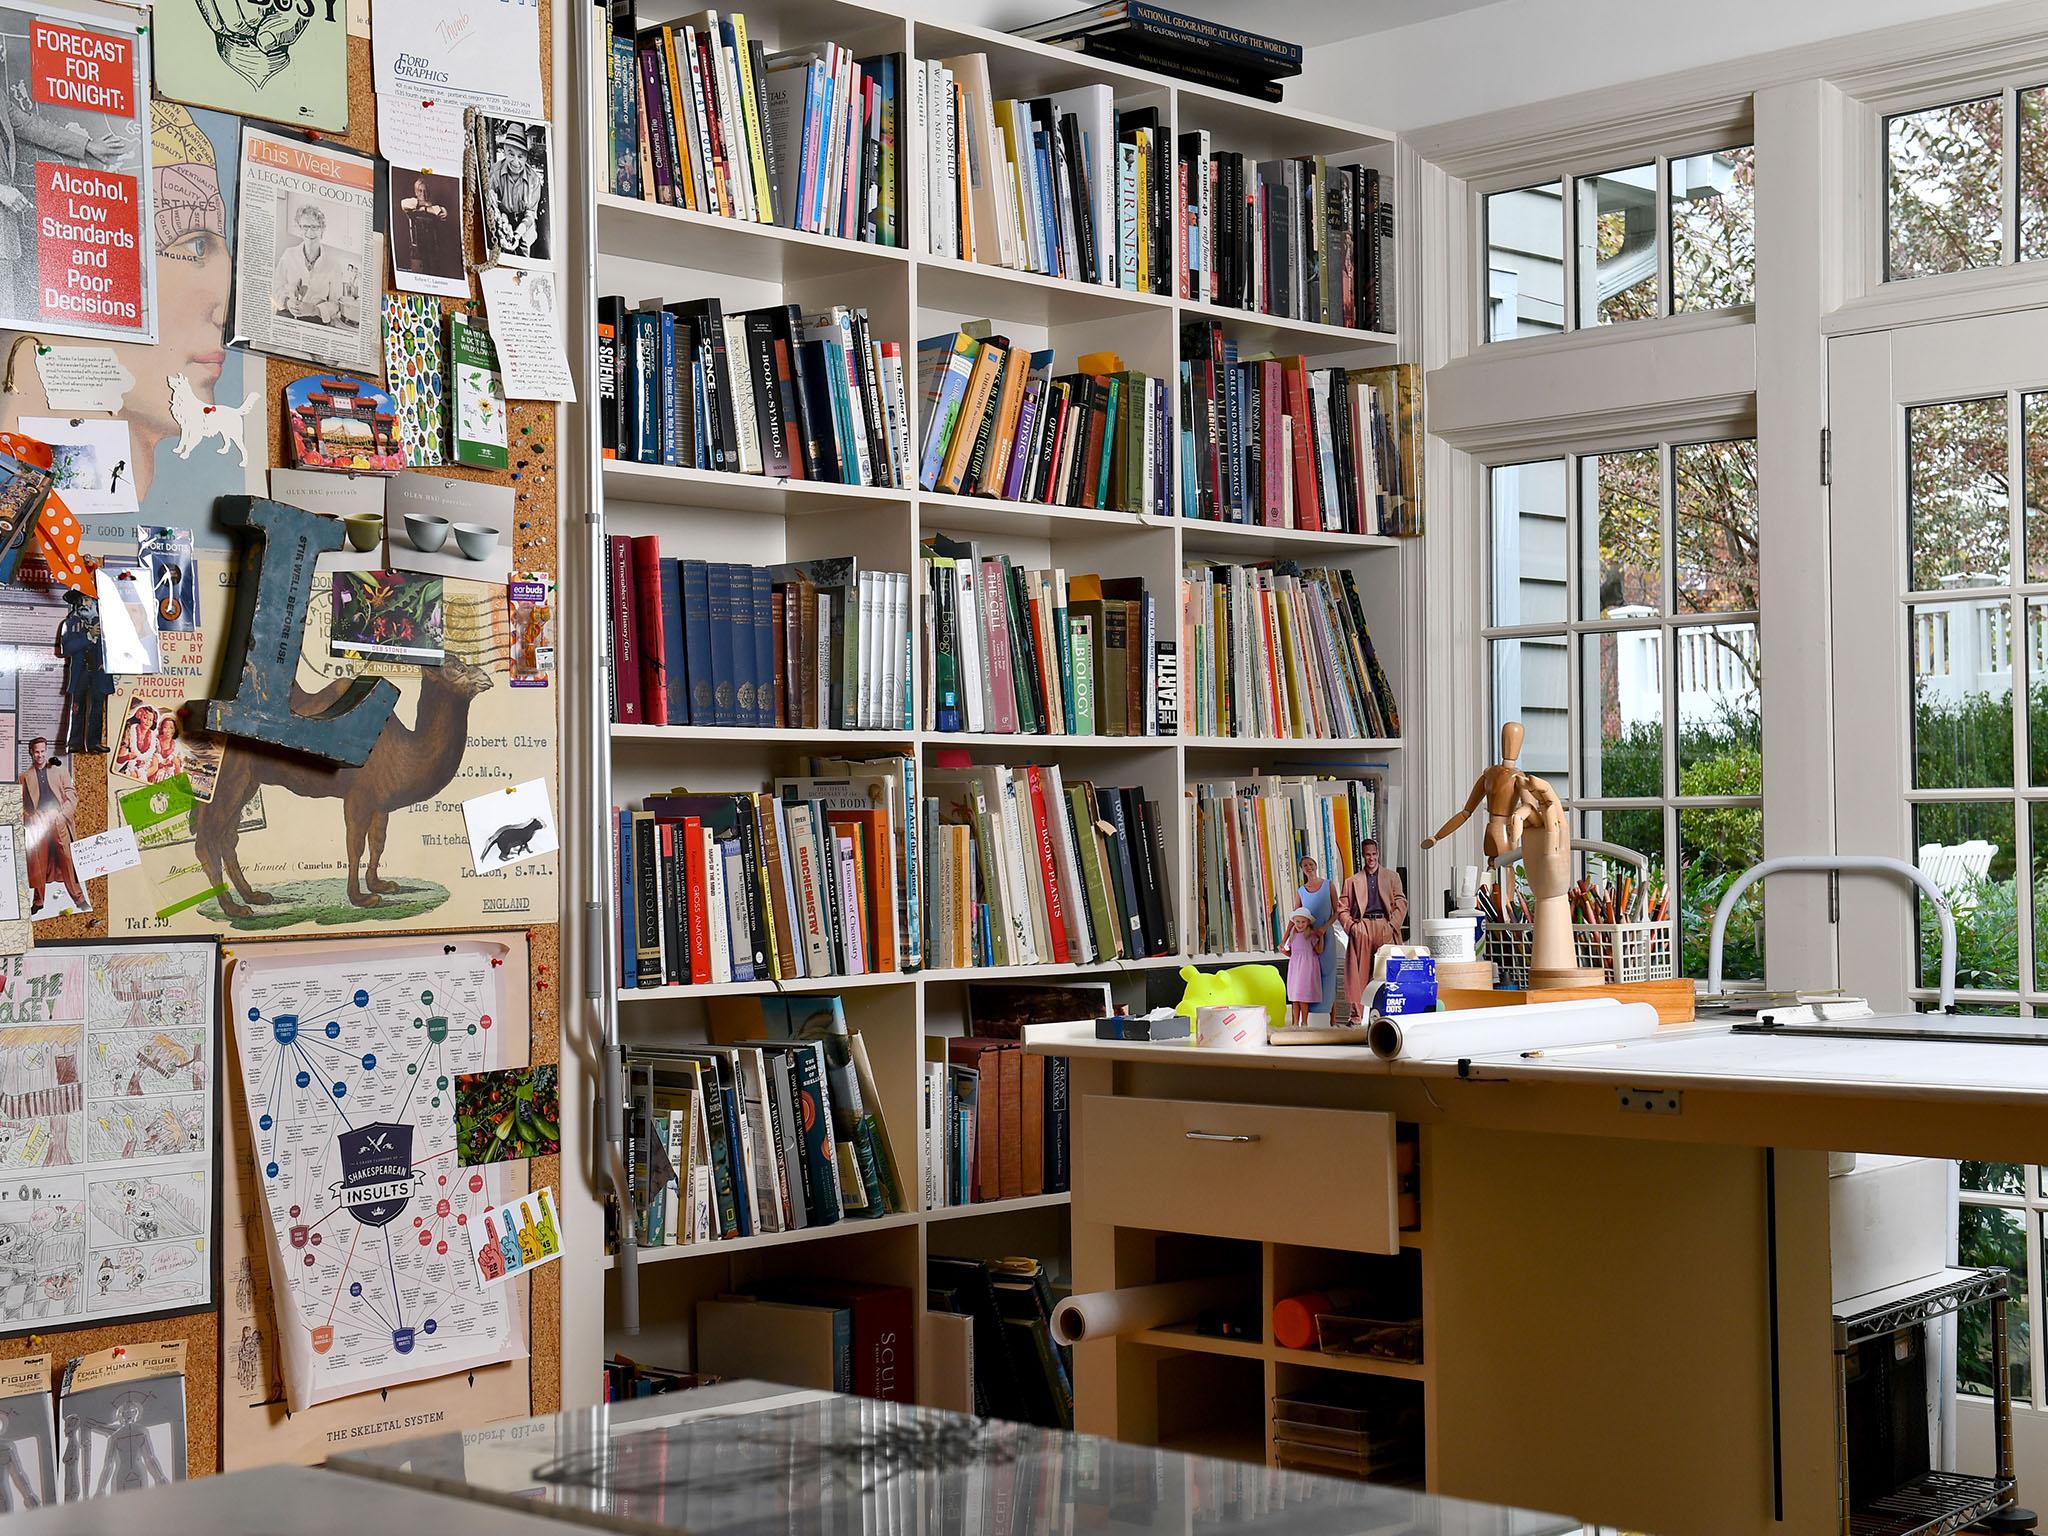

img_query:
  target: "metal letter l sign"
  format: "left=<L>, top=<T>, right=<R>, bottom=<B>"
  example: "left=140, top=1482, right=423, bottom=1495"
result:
left=203, top=496, right=398, bottom=765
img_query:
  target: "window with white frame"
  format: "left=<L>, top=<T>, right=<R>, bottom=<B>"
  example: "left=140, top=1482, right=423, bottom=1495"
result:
left=1483, top=144, right=1754, bottom=341
left=1886, top=84, right=2048, bottom=280
left=1957, top=1163, right=2035, bottom=1406
left=1486, top=438, right=1762, bottom=978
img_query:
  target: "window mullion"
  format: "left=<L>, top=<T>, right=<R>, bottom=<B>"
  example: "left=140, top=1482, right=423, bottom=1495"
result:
left=2006, top=84, right=2022, bottom=269
left=1657, top=157, right=1674, bottom=318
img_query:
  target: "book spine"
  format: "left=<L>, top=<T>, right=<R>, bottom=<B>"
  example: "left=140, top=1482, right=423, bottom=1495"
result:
left=609, top=536, right=642, bottom=724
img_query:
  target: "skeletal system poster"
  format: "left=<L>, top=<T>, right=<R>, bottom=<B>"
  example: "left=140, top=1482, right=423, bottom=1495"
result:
left=0, top=941, right=216, bottom=1336
left=228, top=936, right=524, bottom=1409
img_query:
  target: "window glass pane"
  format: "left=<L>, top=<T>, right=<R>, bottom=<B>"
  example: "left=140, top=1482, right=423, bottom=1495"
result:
left=1581, top=807, right=1664, bottom=882
left=2027, top=599, right=2048, bottom=787
left=1908, top=397, right=2010, bottom=591
left=1912, top=598, right=2013, bottom=790
left=1676, top=622, right=1761, bottom=793
left=2025, top=393, right=2048, bottom=581
left=1580, top=632, right=1662, bottom=801
left=1579, top=449, right=1660, bottom=619
left=1955, top=1204, right=2029, bottom=1398
left=1681, top=805, right=1762, bottom=982
left=1490, top=459, right=1568, bottom=626
left=2020, top=86, right=2048, bottom=263
left=1487, top=182, right=1564, bottom=342
left=1671, top=146, right=1755, bottom=311
left=1674, top=439, right=1759, bottom=613
left=1577, top=164, right=1658, bottom=325
left=2031, top=803, right=2048, bottom=993
left=1887, top=96, right=2004, bottom=281
left=1915, top=800, right=2018, bottom=991
left=1492, top=637, right=1569, bottom=802
left=1962, top=1160, right=2026, bottom=1195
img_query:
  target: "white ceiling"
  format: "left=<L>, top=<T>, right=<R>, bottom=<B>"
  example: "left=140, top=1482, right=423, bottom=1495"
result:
left=1160, top=0, right=1501, bottom=48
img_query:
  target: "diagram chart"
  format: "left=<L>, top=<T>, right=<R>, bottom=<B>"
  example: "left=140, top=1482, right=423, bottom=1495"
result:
left=229, top=938, right=526, bottom=1410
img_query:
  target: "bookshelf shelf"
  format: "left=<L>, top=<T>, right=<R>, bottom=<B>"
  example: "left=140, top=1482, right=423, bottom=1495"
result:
left=1178, top=519, right=1402, bottom=559
left=602, top=1210, right=924, bottom=1269
left=614, top=969, right=915, bottom=1004
left=1176, top=294, right=1398, bottom=358
left=917, top=492, right=1152, bottom=539
left=573, top=0, right=1416, bottom=1452
left=602, top=460, right=911, bottom=516
left=926, top=1191, right=1073, bottom=1222
left=609, top=724, right=918, bottom=746
left=1181, top=736, right=1405, bottom=753
left=596, top=192, right=911, bottom=282
left=1271, top=1346, right=1429, bottom=1383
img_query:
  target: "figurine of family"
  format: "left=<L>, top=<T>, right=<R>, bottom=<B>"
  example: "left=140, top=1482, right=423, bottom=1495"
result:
left=1280, top=837, right=1409, bottom=1026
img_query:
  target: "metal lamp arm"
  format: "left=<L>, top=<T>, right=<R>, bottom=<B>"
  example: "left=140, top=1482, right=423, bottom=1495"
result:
left=1705, top=855, right=1957, bottom=1012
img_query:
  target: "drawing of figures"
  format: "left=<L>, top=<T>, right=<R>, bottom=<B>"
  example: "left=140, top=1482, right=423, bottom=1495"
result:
left=0, top=1201, right=82, bottom=1323
left=85, top=1028, right=206, bottom=1099
left=87, top=1174, right=203, bottom=1247
left=0, top=1028, right=83, bottom=1168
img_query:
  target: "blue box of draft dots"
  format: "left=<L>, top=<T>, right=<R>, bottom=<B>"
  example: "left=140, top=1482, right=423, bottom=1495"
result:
left=1371, top=952, right=1438, bottom=1017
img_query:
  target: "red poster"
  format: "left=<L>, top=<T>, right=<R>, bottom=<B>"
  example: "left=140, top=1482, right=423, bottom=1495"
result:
left=34, top=164, right=144, bottom=333
left=28, top=20, right=133, bottom=118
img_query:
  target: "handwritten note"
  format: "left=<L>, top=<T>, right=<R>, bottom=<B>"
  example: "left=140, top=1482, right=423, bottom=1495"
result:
left=377, top=97, right=466, bottom=174
left=33, top=346, right=135, bottom=412
left=479, top=267, right=575, bottom=402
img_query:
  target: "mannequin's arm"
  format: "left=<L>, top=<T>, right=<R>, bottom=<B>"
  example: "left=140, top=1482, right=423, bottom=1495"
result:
left=1421, top=776, right=1488, bottom=850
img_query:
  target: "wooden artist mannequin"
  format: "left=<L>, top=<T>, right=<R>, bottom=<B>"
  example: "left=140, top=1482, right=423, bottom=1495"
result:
left=1423, top=722, right=1600, bottom=987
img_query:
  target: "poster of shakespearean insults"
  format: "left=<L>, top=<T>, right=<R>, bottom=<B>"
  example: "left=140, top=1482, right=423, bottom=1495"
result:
left=0, top=0, right=155, bottom=342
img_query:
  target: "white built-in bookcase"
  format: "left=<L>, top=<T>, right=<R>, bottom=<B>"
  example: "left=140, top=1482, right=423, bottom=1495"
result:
left=557, top=0, right=1414, bottom=1433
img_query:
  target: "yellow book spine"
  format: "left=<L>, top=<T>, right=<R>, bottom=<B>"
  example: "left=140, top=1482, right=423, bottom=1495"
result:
left=731, top=12, right=774, bottom=222
left=662, top=27, right=697, bottom=211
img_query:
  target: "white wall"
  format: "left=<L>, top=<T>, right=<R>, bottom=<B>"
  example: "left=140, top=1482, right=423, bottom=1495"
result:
left=1294, top=0, right=2008, bottom=131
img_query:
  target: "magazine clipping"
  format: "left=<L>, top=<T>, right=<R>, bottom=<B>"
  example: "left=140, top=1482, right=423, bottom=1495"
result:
left=230, top=122, right=378, bottom=372
left=0, top=0, right=155, bottom=342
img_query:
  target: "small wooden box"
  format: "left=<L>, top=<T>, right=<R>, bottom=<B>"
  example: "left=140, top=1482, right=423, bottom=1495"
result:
left=1437, top=977, right=1696, bottom=1025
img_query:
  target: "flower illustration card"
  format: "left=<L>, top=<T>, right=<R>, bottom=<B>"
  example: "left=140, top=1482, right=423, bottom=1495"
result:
left=383, top=295, right=446, bottom=467
left=154, top=0, right=348, bottom=130
left=448, top=313, right=507, bottom=470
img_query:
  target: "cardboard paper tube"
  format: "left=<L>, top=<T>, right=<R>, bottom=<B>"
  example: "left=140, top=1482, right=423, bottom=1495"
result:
left=1050, top=1278, right=1244, bottom=1345
left=1366, top=999, right=1661, bottom=1061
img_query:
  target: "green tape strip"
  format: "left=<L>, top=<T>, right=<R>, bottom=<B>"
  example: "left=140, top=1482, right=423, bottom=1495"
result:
left=155, top=884, right=228, bottom=919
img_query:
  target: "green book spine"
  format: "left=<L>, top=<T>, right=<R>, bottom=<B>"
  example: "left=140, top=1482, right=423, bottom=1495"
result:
left=449, top=314, right=510, bottom=471
left=1068, top=615, right=1095, bottom=735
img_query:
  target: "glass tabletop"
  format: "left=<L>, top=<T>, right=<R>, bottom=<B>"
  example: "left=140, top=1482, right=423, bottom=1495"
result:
left=329, top=1382, right=1633, bottom=1536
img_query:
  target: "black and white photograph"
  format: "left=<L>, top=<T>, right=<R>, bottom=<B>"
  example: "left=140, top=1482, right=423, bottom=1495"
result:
left=390, top=168, right=466, bottom=298
left=473, top=112, right=553, bottom=268
left=230, top=122, right=379, bottom=373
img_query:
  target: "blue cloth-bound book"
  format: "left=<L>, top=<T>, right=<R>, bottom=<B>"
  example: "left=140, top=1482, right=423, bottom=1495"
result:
left=680, top=559, right=713, bottom=727
left=751, top=565, right=775, bottom=729
left=706, top=561, right=738, bottom=727
left=658, top=558, right=689, bottom=725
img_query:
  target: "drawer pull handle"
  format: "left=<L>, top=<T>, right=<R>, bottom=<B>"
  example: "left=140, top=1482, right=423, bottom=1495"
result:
left=1184, top=1130, right=1260, bottom=1143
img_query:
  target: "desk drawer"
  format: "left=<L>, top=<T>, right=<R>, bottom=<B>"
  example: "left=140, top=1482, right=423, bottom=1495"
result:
left=1076, top=1095, right=1397, bottom=1253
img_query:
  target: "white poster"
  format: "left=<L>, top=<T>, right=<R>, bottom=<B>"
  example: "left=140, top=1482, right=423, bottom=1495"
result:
left=228, top=936, right=526, bottom=1410
left=370, top=0, right=541, bottom=119
left=0, top=941, right=216, bottom=1336
left=230, top=122, right=379, bottom=372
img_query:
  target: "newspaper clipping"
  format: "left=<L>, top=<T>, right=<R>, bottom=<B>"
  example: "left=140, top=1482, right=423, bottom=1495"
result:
left=0, top=0, right=155, bottom=342
left=230, top=123, right=377, bottom=372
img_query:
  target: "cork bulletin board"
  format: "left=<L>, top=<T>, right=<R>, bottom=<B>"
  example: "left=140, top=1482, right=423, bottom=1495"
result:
left=0, top=0, right=564, bottom=1480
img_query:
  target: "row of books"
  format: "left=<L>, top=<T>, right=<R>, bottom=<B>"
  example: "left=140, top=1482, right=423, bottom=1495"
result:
left=923, top=1034, right=1070, bottom=1209
left=1184, top=145, right=1393, bottom=331
left=1014, top=2, right=1304, bottom=103
left=605, top=544, right=911, bottom=731
left=927, top=767, right=1175, bottom=970
left=623, top=995, right=906, bottom=1247
left=605, top=4, right=907, bottom=246
left=697, top=1278, right=914, bottom=1400
left=918, top=329, right=1169, bottom=514
left=928, top=1253, right=1074, bottom=1431
left=597, top=295, right=911, bottom=487
left=921, top=542, right=1174, bottom=738
left=615, top=756, right=920, bottom=988
left=928, top=62, right=1175, bottom=302
left=1181, top=327, right=1403, bottom=535
left=1188, top=773, right=1390, bottom=957
left=1180, top=561, right=1402, bottom=741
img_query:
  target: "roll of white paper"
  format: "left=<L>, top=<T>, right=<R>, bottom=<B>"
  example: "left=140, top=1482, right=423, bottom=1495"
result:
left=1366, top=998, right=1661, bottom=1062
left=1050, top=1277, right=1245, bottom=1345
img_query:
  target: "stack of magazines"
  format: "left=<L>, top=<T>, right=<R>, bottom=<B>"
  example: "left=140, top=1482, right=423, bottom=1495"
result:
left=1010, top=2, right=1301, bottom=104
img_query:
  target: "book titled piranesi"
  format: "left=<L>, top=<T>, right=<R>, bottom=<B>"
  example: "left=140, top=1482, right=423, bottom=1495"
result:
left=449, top=312, right=510, bottom=470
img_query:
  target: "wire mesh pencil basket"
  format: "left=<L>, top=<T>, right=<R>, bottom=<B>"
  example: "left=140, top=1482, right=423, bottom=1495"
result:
left=1483, top=840, right=1676, bottom=990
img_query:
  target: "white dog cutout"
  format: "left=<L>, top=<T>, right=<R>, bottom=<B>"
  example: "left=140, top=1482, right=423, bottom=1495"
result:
left=167, top=373, right=252, bottom=468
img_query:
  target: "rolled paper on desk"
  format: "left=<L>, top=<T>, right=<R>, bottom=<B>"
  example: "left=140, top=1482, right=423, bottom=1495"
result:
left=1366, top=998, right=1661, bottom=1061
left=1050, top=1277, right=1244, bottom=1345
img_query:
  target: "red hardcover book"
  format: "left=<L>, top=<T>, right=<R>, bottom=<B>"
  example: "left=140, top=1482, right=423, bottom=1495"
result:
left=682, top=816, right=711, bottom=985
left=608, top=534, right=642, bottom=724
left=1022, top=765, right=1070, bottom=964
left=1283, top=359, right=1321, bottom=533
left=773, top=338, right=807, bottom=480
left=631, top=535, right=667, bottom=725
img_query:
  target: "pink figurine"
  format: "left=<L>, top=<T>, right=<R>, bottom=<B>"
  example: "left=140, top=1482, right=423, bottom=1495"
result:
left=1283, top=906, right=1323, bottom=1028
